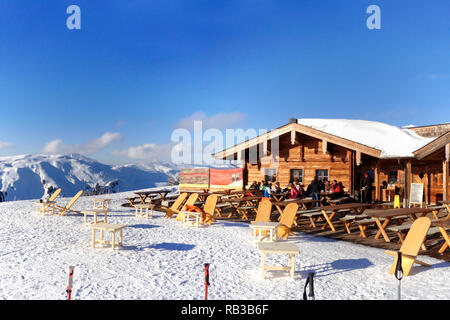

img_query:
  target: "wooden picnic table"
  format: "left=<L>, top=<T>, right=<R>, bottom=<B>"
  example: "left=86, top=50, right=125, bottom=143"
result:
left=223, top=196, right=263, bottom=220
left=134, top=189, right=171, bottom=204
left=440, top=200, right=450, bottom=218
left=366, top=207, right=440, bottom=243
left=431, top=219, right=450, bottom=254
left=271, top=192, right=289, bottom=202
left=125, top=197, right=138, bottom=206
left=212, top=189, right=247, bottom=198
left=272, top=198, right=322, bottom=226
left=308, top=203, right=372, bottom=232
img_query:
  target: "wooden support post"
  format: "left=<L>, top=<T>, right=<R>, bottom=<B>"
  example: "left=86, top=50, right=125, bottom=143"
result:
left=405, top=160, right=412, bottom=207
left=291, top=130, right=296, bottom=145
left=322, top=140, right=328, bottom=155
left=356, top=151, right=361, bottom=166
left=375, top=163, right=380, bottom=202
left=444, top=143, right=450, bottom=201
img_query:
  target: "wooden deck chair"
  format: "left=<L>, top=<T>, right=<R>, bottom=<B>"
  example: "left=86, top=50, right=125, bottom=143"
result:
left=162, top=193, right=188, bottom=218
left=251, top=199, right=273, bottom=223
left=385, top=217, right=432, bottom=277
left=277, top=203, right=299, bottom=240
left=36, top=188, right=62, bottom=214
left=202, top=194, right=218, bottom=225
left=175, top=193, right=199, bottom=221
left=50, top=190, right=83, bottom=216
left=250, top=199, right=273, bottom=237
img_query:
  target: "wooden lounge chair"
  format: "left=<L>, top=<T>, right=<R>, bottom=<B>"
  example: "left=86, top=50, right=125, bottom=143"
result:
left=251, top=199, right=273, bottom=224
left=173, top=193, right=199, bottom=221
left=162, top=193, right=188, bottom=218
left=35, top=188, right=62, bottom=214
left=249, top=199, right=273, bottom=237
left=277, top=203, right=299, bottom=240
left=181, top=194, right=219, bottom=226
left=49, top=190, right=83, bottom=216
left=202, top=194, right=218, bottom=225
left=385, top=217, right=432, bottom=277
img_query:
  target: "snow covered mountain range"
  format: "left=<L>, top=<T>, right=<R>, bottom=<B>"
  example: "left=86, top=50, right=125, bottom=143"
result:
left=0, top=154, right=180, bottom=201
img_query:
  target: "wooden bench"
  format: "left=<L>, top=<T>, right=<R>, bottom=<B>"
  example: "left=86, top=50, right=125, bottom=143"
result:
left=302, top=209, right=351, bottom=229
left=339, top=213, right=369, bottom=233
left=89, top=223, right=126, bottom=250
left=236, top=205, right=257, bottom=220
left=214, top=203, right=229, bottom=217
left=356, top=215, right=408, bottom=238
left=386, top=222, right=443, bottom=250
left=257, top=242, right=300, bottom=279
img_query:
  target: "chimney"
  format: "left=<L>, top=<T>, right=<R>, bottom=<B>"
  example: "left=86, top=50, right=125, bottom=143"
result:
left=289, top=118, right=298, bottom=124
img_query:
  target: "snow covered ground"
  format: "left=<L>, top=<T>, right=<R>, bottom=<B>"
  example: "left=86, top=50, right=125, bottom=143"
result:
left=0, top=186, right=449, bottom=300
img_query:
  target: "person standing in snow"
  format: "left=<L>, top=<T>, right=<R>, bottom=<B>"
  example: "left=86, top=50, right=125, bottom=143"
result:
left=307, top=176, right=321, bottom=206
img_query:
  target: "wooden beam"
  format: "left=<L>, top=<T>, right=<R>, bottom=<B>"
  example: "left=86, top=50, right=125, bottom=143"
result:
left=405, top=160, right=412, bottom=207
left=291, top=130, right=296, bottom=145
left=375, top=163, right=380, bottom=202
left=322, top=140, right=328, bottom=155
left=444, top=159, right=449, bottom=202
left=356, top=151, right=361, bottom=166
left=446, top=143, right=450, bottom=161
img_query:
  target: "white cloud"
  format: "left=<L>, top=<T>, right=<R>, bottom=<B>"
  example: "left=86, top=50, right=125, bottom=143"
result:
left=0, top=141, right=13, bottom=149
left=112, top=142, right=177, bottom=161
left=173, top=111, right=246, bottom=130
left=41, top=132, right=122, bottom=155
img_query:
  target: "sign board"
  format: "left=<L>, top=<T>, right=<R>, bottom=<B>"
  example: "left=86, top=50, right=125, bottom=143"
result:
left=179, top=168, right=210, bottom=190
left=210, top=168, right=243, bottom=190
left=409, top=183, right=424, bottom=207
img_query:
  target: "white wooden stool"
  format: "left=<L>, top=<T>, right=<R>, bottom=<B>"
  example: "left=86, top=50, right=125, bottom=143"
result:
left=249, top=222, right=281, bottom=242
left=92, top=198, right=112, bottom=210
left=133, top=204, right=155, bottom=219
left=81, top=209, right=109, bottom=225
left=257, top=242, right=300, bottom=279
left=89, top=223, right=126, bottom=250
left=181, top=210, right=202, bottom=227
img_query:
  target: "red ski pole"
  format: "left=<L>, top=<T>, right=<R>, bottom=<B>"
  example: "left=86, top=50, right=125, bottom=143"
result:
left=203, top=263, right=210, bottom=300
left=66, top=266, right=74, bottom=300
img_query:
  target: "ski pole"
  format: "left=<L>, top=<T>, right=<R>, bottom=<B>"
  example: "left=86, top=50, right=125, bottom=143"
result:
left=203, top=263, right=210, bottom=300
left=395, top=252, right=403, bottom=300
left=66, top=266, right=74, bottom=300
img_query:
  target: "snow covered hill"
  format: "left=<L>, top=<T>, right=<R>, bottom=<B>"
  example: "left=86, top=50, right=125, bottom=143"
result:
left=0, top=154, right=179, bottom=201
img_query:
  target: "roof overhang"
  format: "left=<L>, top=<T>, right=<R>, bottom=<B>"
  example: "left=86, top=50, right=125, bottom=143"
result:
left=213, top=122, right=382, bottom=160
left=413, top=131, right=450, bottom=160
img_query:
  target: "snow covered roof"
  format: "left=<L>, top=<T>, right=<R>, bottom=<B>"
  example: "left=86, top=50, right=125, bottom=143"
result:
left=297, top=118, right=437, bottom=158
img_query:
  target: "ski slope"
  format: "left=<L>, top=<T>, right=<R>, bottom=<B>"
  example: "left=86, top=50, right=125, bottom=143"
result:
left=0, top=186, right=449, bottom=300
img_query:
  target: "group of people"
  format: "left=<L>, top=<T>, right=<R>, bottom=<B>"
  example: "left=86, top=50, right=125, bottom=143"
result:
left=248, top=176, right=345, bottom=201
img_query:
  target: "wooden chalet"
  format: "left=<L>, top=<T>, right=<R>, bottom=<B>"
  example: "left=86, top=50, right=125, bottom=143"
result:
left=213, top=119, right=450, bottom=205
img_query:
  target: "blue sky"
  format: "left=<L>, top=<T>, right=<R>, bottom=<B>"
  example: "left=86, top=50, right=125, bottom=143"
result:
left=0, top=0, right=449, bottom=164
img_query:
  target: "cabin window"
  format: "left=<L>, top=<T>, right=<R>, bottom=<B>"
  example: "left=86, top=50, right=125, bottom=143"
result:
left=388, top=170, right=398, bottom=184
left=264, top=168, right=277, bottom=182
left=290, top=169, right=303, bottom=183
left=432, top=172, right=443, bottom=185
left=315, top=169, right=329, bottom=182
